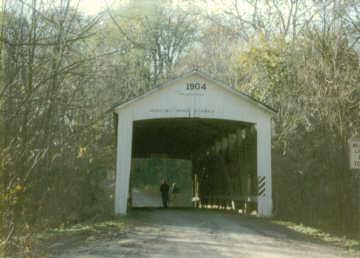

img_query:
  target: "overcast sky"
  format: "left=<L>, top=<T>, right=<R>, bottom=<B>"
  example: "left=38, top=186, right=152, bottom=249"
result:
left=77, top=0, right=114, bottom=15
left=76, top=0, right=240, bottom=16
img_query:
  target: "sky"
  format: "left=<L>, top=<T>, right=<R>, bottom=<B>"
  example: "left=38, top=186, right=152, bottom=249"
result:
left=0, top=0, right=234, bottom=17
left=76, top=0, right=237, bottom=16
left=77, top=0, right=115, bottom=15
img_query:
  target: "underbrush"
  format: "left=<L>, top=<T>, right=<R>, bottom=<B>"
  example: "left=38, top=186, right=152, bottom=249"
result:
left=31, top=219, right=128, bottom=258
left=274, top=220, right=360, bottom=254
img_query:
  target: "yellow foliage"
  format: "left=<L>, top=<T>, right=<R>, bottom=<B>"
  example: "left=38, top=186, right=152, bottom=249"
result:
left=0, top=183, right=25, bottom=205
left=15, top=184, right=22, bottom=192
left=238, top=34, right=287, bottom=71
left=77, top=147, right=87, bottom=158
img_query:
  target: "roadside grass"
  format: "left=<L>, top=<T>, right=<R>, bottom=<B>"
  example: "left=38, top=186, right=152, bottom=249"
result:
left=32, top=219, right=128, bottom=257
left=273, top=220, right=360, bottom=254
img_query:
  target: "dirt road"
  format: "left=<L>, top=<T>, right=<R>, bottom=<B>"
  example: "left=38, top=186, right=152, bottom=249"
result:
left=53, top=209, right=358, bottom=258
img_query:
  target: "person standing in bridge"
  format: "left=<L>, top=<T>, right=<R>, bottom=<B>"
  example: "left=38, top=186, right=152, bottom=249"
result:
left=160, top=179, right=170, bottom=208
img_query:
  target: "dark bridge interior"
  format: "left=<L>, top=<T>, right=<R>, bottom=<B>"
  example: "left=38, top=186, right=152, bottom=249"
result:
left=132, top=118, right=248, bottom=159
left=131, top=118, right=258, bottom=212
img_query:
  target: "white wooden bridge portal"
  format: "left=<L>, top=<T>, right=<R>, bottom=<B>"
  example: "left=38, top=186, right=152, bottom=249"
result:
left=113, top=70, right=275, bottom=217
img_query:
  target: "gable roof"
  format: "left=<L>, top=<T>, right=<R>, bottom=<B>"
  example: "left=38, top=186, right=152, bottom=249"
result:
left=111, top=70, right=276, bottom=114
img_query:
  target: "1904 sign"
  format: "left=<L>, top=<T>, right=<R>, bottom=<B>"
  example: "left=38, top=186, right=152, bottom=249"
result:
left=349, top=138, right=360, bottom=169
left=186, top=82, right=207, bottom=90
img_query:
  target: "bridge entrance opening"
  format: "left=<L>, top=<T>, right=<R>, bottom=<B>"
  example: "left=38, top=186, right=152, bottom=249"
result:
left=129, top=118, right=258, bottom=213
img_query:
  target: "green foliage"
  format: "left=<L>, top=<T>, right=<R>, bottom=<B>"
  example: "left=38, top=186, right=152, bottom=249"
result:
left=0, top=1, right=115, bottom=256
left=97, top=1, right=199, bottom=106
left=131, top=158, right=193, bottom=206
left=0, top=0, right=198, bottom=255
left=237, top=31, right=360, bottom=237
left=131, top=158, right=192, bottom=190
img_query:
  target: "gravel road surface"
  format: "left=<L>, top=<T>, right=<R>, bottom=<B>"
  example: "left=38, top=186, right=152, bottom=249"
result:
left=53, top=209, right=358, bottom=258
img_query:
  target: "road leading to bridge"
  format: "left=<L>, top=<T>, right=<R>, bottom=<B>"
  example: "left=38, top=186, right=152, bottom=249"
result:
left=53, top=209, right=358, bottom=258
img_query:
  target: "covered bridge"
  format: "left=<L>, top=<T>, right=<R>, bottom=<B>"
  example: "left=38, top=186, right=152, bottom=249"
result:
left=113, top=70, right=275, bottom=217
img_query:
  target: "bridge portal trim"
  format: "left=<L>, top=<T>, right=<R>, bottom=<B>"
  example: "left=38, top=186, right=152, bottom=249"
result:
left=113, top=70, right=274, bottom=216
